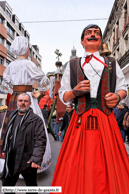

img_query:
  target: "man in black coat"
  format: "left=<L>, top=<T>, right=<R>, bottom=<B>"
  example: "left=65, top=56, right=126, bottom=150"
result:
left=1, top=93, right=46, bottom=193
left=118, top=102, right=129, bottom=142
left=58, top=104, right=73, bottom=140
left=41, top=104, right=48, bottom=125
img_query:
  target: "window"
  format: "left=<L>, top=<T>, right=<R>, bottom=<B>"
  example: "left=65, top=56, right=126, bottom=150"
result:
left=116, top=47, right=119, bottom=60
left=0, top=16, right=3, bottom=24
left=26, top=35, right=29, bottom=42
left=6, top=41, right=11, bottom=52
left=0, top=99, right=2, bottom=107
left=38, top=63, right=41, bottom=68
left=37, top=58, right=41, bottom=64
left=6, top=60, right=10, bottom=67
left=6, top=9, right=11, bottom=18
left=0, top=57, right=4, bottom=65
left=124, top=3, right=128, bottom=29
left=0, top=76, right=3, bottom=85
left=21, top=27, right=24, bottom=34
left=7, top=24, right=14, bottom=38
left=15, top=19, right=19, bottom=28
left=29, top=48, right=32, bottom=57
left=0, top=35, right=4, bottom=45
left=124, top=35, right=128, bottom=52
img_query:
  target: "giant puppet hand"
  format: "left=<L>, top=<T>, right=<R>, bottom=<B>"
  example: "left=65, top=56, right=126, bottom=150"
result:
left=72, top=80, right=90, bottom=97
left=105, top=90, right=127, bottom=109
left=63, top=80, right=90, bottom=102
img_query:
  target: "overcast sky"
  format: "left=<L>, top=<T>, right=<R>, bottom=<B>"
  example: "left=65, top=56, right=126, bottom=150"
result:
left=6, top=0, right=115, bottom=73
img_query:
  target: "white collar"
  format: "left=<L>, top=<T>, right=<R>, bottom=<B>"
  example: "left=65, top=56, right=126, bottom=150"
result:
left=83, top=51, right=101, bottom=58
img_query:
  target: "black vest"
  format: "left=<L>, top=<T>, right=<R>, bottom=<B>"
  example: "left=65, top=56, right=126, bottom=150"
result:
left=70, top=56, right=116, bottom=115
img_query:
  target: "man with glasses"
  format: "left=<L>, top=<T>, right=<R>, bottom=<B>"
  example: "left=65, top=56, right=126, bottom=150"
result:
left=1, top=93, right=46, bottom=193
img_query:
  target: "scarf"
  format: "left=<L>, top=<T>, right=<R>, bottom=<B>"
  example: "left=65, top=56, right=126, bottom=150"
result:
left=2, top=108, right=30, bottom=178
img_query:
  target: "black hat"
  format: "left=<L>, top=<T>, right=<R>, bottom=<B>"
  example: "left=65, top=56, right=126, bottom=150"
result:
left=81, top=24, right=102, bottom=40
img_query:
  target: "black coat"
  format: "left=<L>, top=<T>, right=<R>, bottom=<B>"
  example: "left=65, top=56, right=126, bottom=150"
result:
left=41, top=108, right=48, bottom=120
left=118, top=107, right=129, bottom=131
left=2, top=107, right=46, bottom=176
left=60, top=110, right=73, bottom=132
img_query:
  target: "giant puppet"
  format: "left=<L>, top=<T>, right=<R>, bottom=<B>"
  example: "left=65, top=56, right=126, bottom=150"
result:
left=51, top=24, right=129, bottom=194
left=0, top=36, right=51, bottom=174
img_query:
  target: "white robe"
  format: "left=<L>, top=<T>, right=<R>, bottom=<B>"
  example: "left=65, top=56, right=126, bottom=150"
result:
left=0, top=59, right=51, bottom=173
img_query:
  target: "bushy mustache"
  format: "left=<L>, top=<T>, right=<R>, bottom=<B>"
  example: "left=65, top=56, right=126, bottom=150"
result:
left=87, top=37, right=98, bottom=41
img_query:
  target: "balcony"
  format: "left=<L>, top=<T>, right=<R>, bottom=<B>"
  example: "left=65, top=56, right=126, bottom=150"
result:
left=122, top=23, right=129, bottom=37
left=118, top=50, right=129, bottom=69
left=112, top=38, right=120, bottom=52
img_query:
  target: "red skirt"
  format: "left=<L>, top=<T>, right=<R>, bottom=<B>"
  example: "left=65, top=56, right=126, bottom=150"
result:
left=51, top=109, right=129, bottom=194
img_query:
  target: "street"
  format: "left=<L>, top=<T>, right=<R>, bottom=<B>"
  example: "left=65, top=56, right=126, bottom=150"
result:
left=0, top=133, right=129, bottom=194
left=0, top=133, right=62, bottom=194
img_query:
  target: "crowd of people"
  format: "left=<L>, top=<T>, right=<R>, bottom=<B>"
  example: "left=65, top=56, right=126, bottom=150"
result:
left=0, top=23, right=129, bottom=194
left=41, top=103, right=74, bottom=142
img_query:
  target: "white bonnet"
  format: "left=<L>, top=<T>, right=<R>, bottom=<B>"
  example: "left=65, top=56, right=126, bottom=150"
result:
left=11, top=36, right=28, bottom=57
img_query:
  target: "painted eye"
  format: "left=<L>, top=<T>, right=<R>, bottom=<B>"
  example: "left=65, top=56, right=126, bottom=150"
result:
left=85, top=32, right=90, bottom=35
left=95, top=32, right=100, bottom=35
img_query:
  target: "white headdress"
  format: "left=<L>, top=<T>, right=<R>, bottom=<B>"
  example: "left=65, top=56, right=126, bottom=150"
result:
left=11, top=36, right=28, bottom=57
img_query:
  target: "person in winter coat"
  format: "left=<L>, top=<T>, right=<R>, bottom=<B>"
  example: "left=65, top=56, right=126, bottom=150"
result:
left=41, top=104, right=48, bottom=125
left=1, top=93, right=46, bottom=193
left=118, top=103, right=129, bottom=142
left=58, top=104, right=73, bottom=140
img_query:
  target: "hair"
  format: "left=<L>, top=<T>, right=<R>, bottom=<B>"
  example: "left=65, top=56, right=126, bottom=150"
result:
left=67, top=103, right=73, bottom=108
left=120, top=102, right=128, bottom=109
left=17, top=92, right=31, bottom=102
left=81, top=24, right=102, bottom=40
left=44, top=104, right=47, bottom=108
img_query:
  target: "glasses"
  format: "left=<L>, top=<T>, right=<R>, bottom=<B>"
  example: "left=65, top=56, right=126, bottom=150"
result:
left=18, top=100, right=29, bottom=103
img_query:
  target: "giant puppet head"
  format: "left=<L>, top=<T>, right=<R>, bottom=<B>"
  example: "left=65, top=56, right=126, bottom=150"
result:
left=81, top=24, right=102, bottom=53
left=11, top=36, right=29, bottom=58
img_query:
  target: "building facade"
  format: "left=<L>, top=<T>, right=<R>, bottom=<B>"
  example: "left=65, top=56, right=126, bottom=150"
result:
left=103, top=0, right=129, bottom=85
left=0, top=1, right=42, bottom=106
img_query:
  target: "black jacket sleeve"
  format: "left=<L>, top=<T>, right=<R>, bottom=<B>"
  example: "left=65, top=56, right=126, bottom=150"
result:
left=29, top=116, right=46, bottom=166
left=60, top=113, right=67, bottom=132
